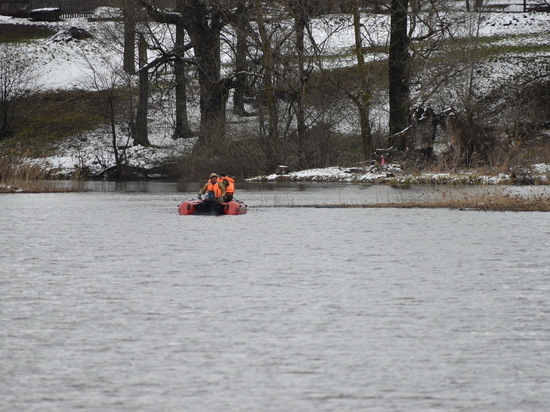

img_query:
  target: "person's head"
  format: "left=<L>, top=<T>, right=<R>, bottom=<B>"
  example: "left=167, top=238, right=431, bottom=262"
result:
left=209, top=172, right=218, bottom=182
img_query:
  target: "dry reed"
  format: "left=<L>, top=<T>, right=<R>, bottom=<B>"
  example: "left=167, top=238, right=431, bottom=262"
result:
left=369, top=192, right=549, bottom=211
left=0, top=151, right=82, bottom=193
left=279, top=191, right=550, bottom=212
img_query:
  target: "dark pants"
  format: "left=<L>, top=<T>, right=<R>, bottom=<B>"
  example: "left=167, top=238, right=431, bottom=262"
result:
left=225, top=194, right=234, bottom=202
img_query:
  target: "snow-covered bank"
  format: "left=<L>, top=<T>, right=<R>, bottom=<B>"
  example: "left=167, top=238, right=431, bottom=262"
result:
left=248, top=163, right=550, bottom=185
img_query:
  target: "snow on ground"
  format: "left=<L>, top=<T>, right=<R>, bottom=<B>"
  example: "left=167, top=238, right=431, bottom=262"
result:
left=1, top=9, right=550, bottom=181
left=474, top=11, right=550, bottom=35
left=3, top=9, right=548, bottom=92
left=247, top=162, right=549, bottom=185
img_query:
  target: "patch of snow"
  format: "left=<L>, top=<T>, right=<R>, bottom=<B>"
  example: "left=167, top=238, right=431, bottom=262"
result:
left=31, top=8, right=60, bottom=12
left=248, top=163, right=549, bottom=185
left=532, top=163, right=550, bottom=173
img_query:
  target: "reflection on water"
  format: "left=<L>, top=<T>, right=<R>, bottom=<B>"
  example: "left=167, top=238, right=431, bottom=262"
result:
left=49, top=179, right=550, bottom=207
left=1, top=190, right=549, bottom=411
left=49, top=180, right=181, bottom=193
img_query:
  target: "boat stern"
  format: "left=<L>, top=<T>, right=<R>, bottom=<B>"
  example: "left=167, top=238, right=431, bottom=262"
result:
left=223, top=200, right=247, bottom=215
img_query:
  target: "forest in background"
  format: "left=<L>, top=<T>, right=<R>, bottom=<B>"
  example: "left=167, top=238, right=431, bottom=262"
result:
left=0, top=0, right=549, bottom=180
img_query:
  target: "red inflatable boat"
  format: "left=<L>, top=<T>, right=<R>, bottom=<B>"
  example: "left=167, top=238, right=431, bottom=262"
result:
left=178, top=199, right=247, bottom=215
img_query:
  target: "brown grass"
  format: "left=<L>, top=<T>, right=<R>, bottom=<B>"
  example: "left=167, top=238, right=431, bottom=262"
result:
left=368, top=192, right=549, bottom=211
left=0, top=149, right=84, bottom=193
left=0, top=24, right=57, bottom=43
left=9, top=89, right=108, bottom=156
left=274, top=191, right=550, bottom=212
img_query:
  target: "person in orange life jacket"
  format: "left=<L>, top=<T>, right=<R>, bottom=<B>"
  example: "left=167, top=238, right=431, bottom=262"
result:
left=217, top=173, right=235, bottom=202
left=198, top=173, right=226, bottom=204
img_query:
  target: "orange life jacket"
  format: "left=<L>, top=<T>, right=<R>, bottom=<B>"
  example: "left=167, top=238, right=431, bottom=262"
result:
left=206, top=181, right=224, bottom=198
left=219, top=176, right=235, bottom=194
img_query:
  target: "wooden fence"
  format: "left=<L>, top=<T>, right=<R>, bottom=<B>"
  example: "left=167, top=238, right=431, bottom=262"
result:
left=10, top=0, right=549, bottom=18
left=29, top=0, right=107, bottom=18
left=479, top=0, right=550, bottom=12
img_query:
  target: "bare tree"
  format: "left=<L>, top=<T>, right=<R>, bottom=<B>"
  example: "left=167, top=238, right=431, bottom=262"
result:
left=172, top=0, right=193, bottom=139
left=352, top=0, right=373, bottom=160
left=388, top=0, right=410, bottom=146
left=139, top=0, right=232, bottom=145
left=318, top=1, right=374, bottom=161
left=231, top=0, right=253, bottom=116
left=82, top=52, right=137, bottom=175
left=134, top=33, right=150, bottom=146
left=253, top=0, right=279, bottom=166
left=280, top=0, right=326, bottom=168
left=439, top=8, right=498, bottom=167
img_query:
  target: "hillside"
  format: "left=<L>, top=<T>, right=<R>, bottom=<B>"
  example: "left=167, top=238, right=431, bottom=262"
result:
left=0, top=6, right=549, bottom=183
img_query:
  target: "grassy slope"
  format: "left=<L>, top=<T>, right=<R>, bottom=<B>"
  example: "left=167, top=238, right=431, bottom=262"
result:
left=0, top=23, right=57, bottom=42
left=1, top=23, right=108, bottom=155
left=8, top=90, right=109, bottom=156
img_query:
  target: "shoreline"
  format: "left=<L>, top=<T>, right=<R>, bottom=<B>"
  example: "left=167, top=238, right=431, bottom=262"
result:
left=246, top=164, right=550, bottom=186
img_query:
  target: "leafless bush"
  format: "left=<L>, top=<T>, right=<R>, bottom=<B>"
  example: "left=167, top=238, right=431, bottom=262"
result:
left=438, top=107, right=498, bottom=169
left=178, top=130, right=267, bottom=179
left=473, top=76, right=550, bottom=171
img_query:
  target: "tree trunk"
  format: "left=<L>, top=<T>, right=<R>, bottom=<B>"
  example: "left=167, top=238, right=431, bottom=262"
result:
left=353, top=2, right=372, bottom=161
left=173, top=2, right=193, bottom=139
left=233, top=1, right=249, bottom=116
left=179, top=1, right=225, bottom=145
left=389, top=0, right=411, bottom=148
left=123, top=1, right=136, bottom=75
left=108, top=95, right=122, bottom=169
left=134, top=34, right=150, bottom=146
left=295, top=14, right=308, bottom=168
left=254, top=0, right=278, bottom=168
left=0, top=101, right=10, bottom=138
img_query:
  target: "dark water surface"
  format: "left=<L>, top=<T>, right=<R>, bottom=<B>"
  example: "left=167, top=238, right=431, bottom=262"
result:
left=1, top=185, right=549, bottom=411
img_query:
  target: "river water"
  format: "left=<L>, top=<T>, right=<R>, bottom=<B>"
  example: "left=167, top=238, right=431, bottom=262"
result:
left=1, top=183, right=549, bottom=411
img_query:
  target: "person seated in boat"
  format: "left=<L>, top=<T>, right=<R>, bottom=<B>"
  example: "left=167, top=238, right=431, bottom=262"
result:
left=217, top=173, right=235, bottom=202
left=198, top=173, right=226, bottom=204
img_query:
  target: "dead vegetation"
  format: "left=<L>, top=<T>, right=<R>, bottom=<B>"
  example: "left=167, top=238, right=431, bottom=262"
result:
left=0, top=148, right=83, bottom=193
left=377, top=192, right=550, bottom=211
left=284, top=190, right=550, bottom=212
left=0, top=23, right=57, bottom=43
